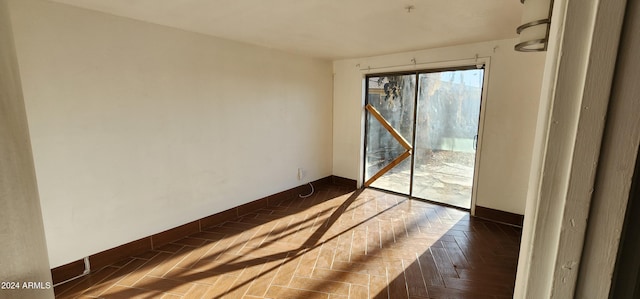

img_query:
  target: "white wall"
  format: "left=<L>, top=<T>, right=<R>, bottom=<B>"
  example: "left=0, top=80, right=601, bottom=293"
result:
left=0, top=0, right=53, bottom=296
left=333, top=39, right=545, bottom=214
left=8, top=0, right=333, bottom=268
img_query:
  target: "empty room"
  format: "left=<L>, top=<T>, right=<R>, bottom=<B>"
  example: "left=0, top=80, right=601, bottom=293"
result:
left=2, top=0, right=638, bottom=298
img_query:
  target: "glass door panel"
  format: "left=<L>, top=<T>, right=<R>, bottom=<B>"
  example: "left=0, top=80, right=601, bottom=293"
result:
left=364, top=74, right=416, bottom=195
left=412, top=69, right=483, bottom=208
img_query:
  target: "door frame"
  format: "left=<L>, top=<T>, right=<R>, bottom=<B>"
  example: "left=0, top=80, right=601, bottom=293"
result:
left=513, top=0, right=633, bottom=297
left=362, top=61, right=491, bottom=213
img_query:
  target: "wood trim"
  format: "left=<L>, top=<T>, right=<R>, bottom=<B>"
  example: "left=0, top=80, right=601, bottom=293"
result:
left=89, top=238, right=152, bottom=271
left=549, top=0, right=628, bottom=296
left=575, top=0, right=640, bottom=296
left=50, top=259, right=85, bottom=285
left=312, top=176, right=333, bottom=188
left=475, top=206, right=524, bottom=227
left=150, top=222, right=200, bottom=249
left=364, top=150, right=411, bottom=187
left=50, top=175, right=356, bottom=285
left=363, top=103, right=413, bottom=187
left=365, top=104, right=412, bottom=151
left=515, top=0, right=629, bottom=297
left=330, top=175, right=357, bottom=189
left=199, top=208, right=237, bottom=229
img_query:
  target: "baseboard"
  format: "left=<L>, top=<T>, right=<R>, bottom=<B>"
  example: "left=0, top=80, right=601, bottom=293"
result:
left=330, top=175, right=358, bottom=189
left=475, top=205, right=524, bottom=227
left=51, top=175, right=356, bottom=285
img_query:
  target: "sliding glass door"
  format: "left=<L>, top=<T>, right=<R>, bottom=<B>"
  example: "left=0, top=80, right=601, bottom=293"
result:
left=364, top=67, right=484, bottom=209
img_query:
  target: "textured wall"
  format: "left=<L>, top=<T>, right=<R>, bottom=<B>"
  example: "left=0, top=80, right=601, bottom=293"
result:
left=0, top=0, right=53, bottom=297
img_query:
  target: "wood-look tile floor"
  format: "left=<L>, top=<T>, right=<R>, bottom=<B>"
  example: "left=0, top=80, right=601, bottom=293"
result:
left=55, top=185, right=522, bottom=299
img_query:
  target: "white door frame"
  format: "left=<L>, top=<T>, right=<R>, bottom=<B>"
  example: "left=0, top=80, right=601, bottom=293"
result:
left=514, top=0, right=635, bottom=297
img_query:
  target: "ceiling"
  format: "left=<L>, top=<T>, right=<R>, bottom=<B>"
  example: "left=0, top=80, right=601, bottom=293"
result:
left=49, top=0, right=523, bottom=60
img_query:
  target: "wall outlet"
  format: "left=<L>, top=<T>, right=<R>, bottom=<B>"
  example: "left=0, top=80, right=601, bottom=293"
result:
left=297, top=168, right=303, bottom=181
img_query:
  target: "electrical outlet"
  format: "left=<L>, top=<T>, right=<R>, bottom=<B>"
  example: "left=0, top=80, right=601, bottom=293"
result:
left=297, top=168, right=303, bottom=181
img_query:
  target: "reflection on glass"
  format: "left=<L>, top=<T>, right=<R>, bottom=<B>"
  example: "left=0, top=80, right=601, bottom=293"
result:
left=364, top=75, right=416, bottom=195
left=412, top=69, right=483, bottom=208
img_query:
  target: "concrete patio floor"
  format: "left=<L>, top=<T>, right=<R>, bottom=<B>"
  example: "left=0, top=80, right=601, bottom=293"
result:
left=369, top=151, right=475, bottom=209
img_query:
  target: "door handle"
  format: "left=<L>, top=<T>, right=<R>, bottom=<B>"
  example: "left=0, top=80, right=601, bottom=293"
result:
left=473, top=135, right=478, bottom=150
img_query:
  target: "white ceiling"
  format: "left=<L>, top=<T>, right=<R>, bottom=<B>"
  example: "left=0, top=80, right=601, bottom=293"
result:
left=49, top=0, right=523, bottom=60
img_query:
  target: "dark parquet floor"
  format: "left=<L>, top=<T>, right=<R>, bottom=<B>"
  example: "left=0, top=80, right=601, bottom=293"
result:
left=54, top=185, right=521, bottom=298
